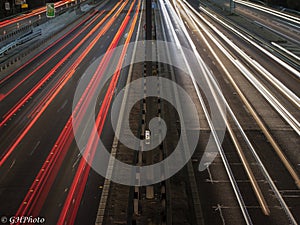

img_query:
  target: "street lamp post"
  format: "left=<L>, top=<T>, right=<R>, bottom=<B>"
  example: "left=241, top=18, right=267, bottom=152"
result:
left=230, top=0, right=235, bottom=14
left=12, top=0, right=15, bottom=15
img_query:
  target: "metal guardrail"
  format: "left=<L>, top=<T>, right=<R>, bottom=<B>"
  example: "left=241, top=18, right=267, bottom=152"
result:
left=0, top=29, right=42, bottom=57
left=16, top=29, right=42, bottom=45
left=0, top=41, right=17, bottom=57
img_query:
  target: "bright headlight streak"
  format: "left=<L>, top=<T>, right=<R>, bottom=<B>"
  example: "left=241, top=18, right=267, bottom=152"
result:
left=159, top=0, right=181, bottom=49
left=199, top=6, right=300, bottom=79
left=176, top=2, right=299, bottom=223
left=177, top=3, right=274, bottom=217
left=160, top=1, right=254, bottom=224
left=184, top=3, right=300, bottom=108
left=182, top=1, right=300, bottom=135
left=271, top=42, right=300, bottom=62
left=234, top=0, right=300, bottom=25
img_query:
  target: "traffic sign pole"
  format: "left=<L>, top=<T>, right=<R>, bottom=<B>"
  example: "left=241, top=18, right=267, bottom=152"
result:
left=46, top=3, right=55, bottom=18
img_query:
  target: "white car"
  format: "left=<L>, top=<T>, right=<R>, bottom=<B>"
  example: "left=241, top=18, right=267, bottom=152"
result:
left=145, top=130, right=151, bottom=145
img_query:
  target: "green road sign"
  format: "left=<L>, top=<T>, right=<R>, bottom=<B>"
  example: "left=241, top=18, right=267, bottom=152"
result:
left=46, top=3, right=55, bottom=18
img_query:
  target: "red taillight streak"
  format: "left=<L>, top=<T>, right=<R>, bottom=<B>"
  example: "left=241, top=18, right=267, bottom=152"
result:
left=27, top=1, right=126, bottom=120
left=11, top=1, right=129, bottom=222
left=0, top=6, right=121, bottom=127
left=0, top=10, right=98, bottom=86
left=0, top=11, right=103, bottom=101
left=14, top=119, right=75, bottom=219
left=57, top=2, right=139, bottom=224
left=0, top=0, right=124, bottom=167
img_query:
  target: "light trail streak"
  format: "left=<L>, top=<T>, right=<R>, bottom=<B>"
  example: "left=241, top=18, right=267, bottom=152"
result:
left=181, top=0, right=300, bottom=189
left=271, top=42, right=300, bottom=62
left=0, top=11, right=102, bottom=100
left=0, top=10, right=98, bottom=86
left=190, top=6, right=300, bottom=135
left=176, top=0, right=298, bottom=223
left=0, top=5, right=122, bottom=128
left=94, top=1, right=143, bottom=223
left=159, top=0, right=253, bottom=223
left=57, top=1, right=139, bottom=224
left=12, top=1, right=130, bottom=222
left=234, top=0, right=300, bottom=25
left=1, top=12, right=107, bottom=127
left=0, top=1, right=123, bottom=167
left=199, top=6, right=300, bottom=79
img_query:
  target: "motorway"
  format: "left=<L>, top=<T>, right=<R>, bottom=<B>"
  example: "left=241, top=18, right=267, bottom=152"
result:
left=0, top=0, right=141, bottom=224
left=171, top=0, right=300, bottom=224
left=0, top=0, right=299, bottom=224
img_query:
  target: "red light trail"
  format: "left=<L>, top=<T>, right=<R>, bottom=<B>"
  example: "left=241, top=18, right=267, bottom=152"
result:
left=12, top=1, right=135, bottom=224
left=0, top=0, right=123, bottom=166
left=58, top=1, right=139, bottom=224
